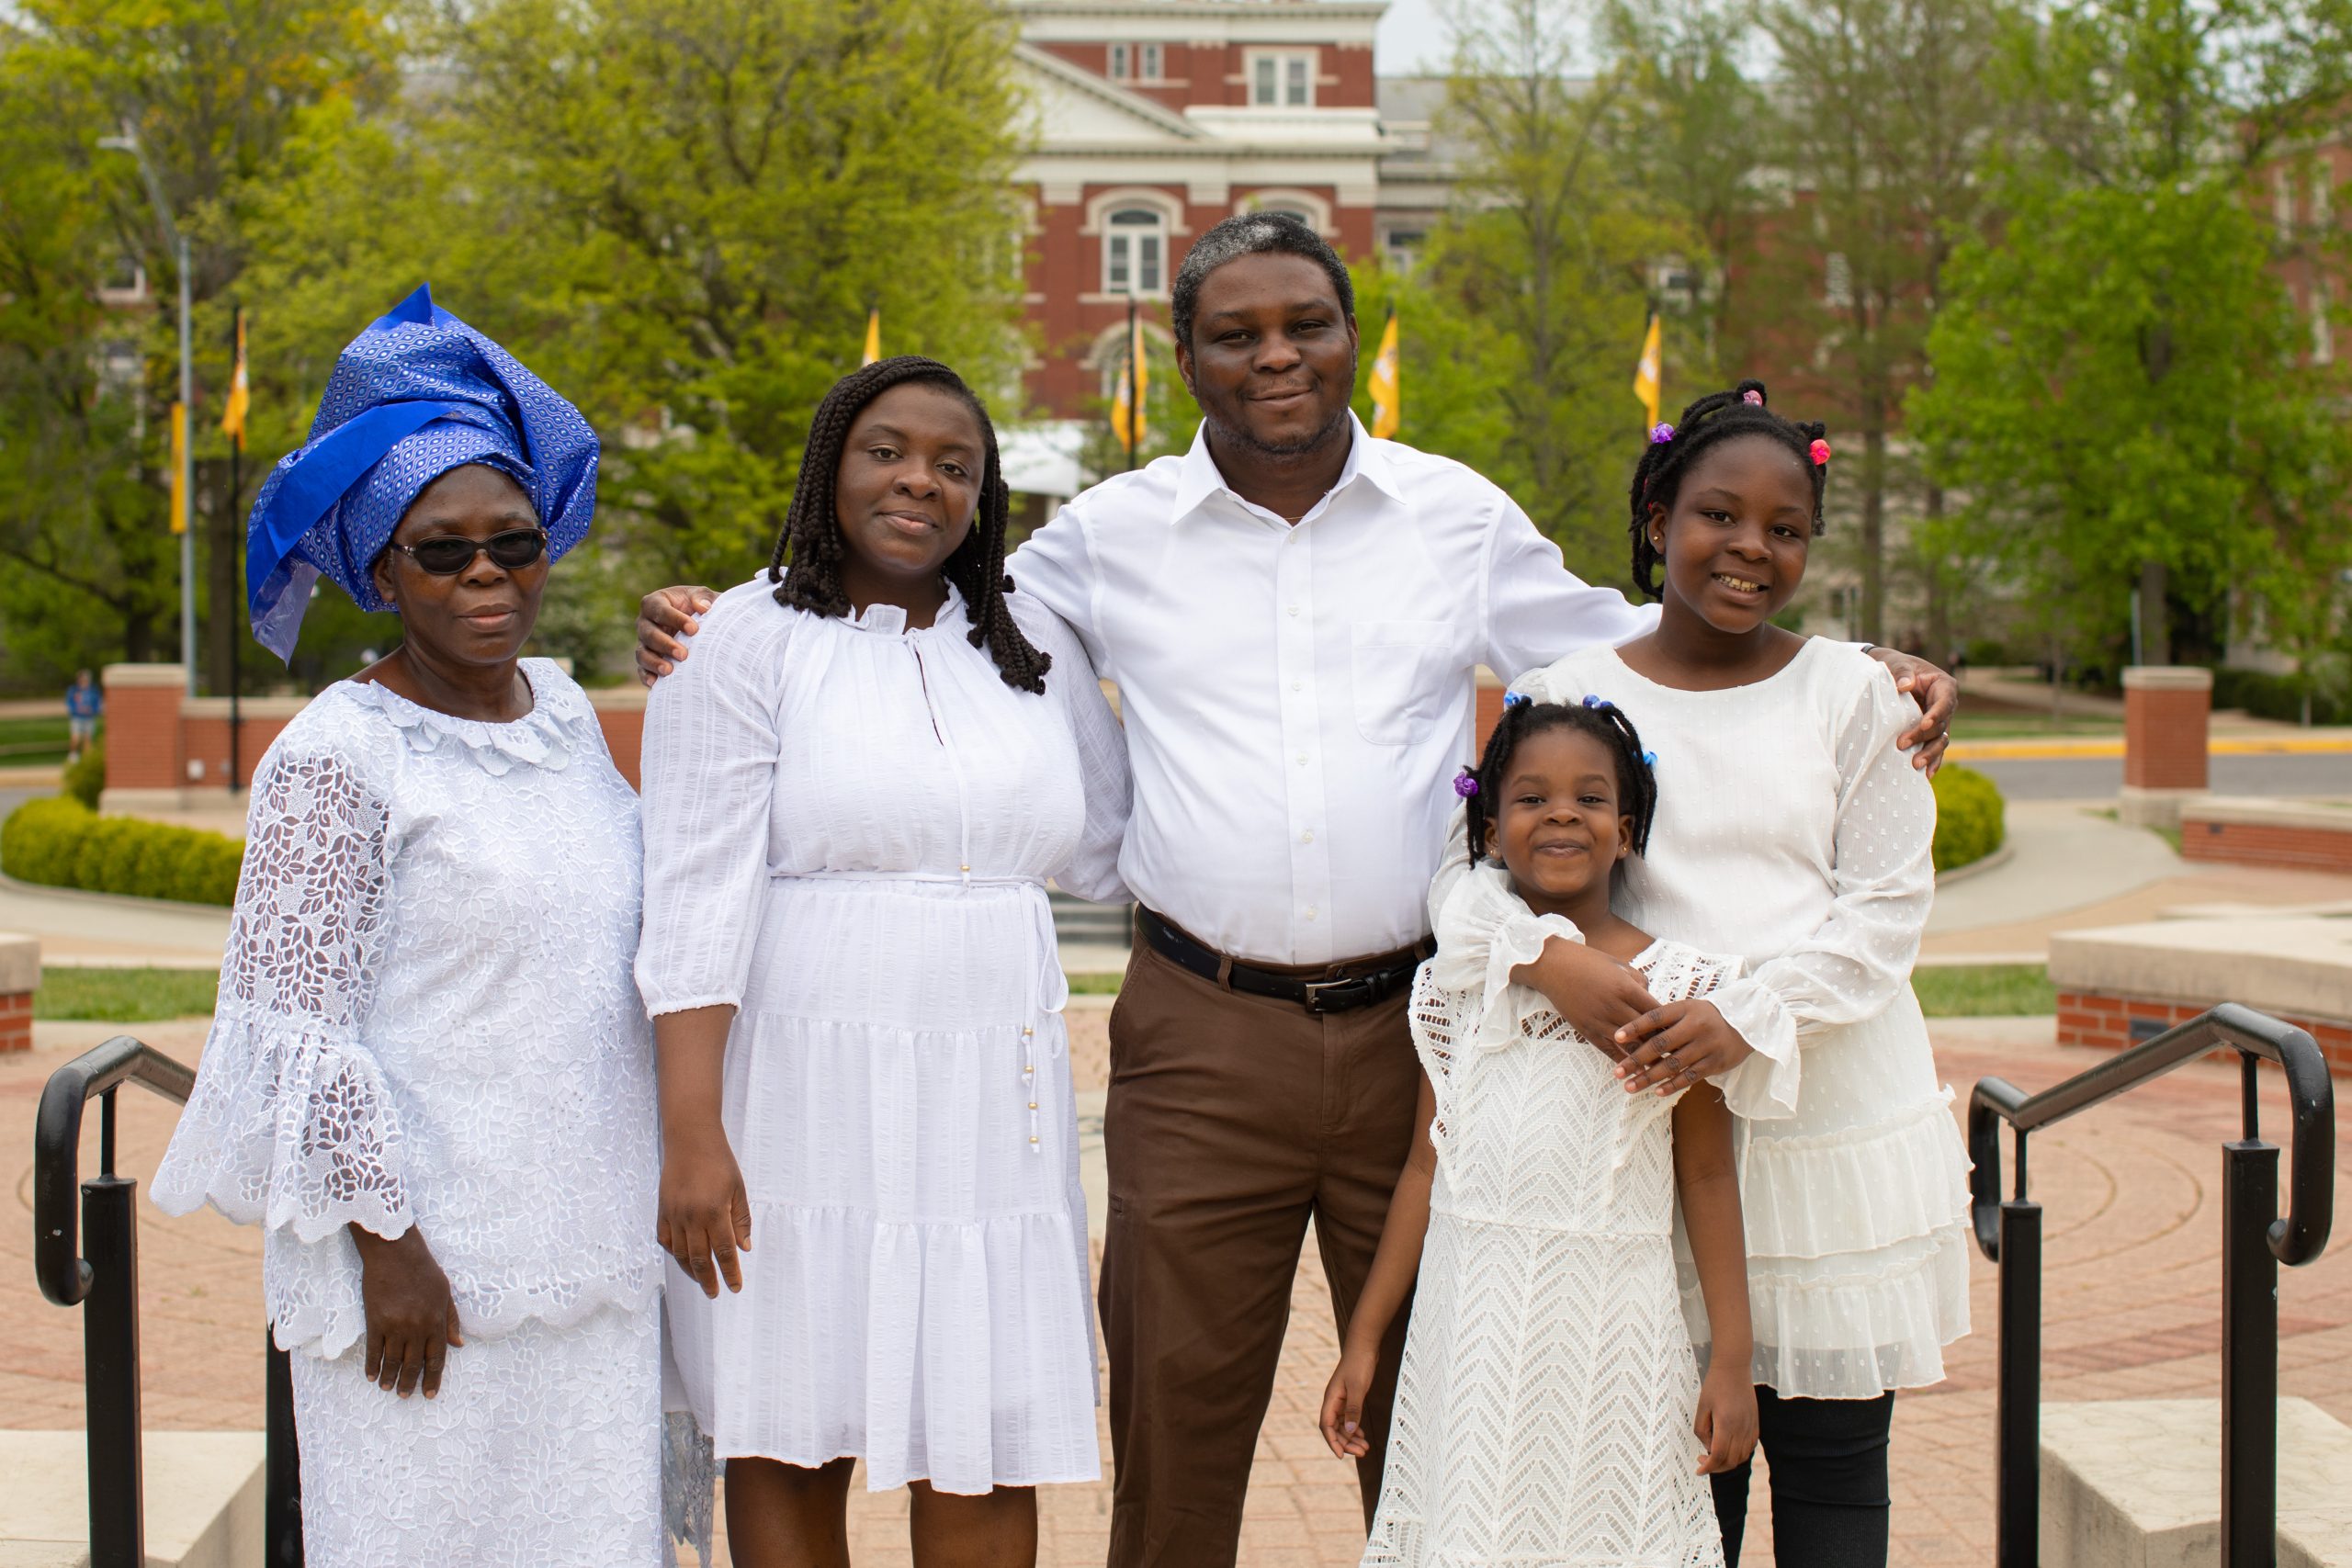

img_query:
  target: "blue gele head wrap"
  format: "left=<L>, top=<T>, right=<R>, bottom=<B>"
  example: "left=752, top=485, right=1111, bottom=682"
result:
left=243, top=284, right=598, bottom=660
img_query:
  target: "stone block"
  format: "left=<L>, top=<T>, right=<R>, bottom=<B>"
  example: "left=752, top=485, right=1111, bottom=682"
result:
left=2123, top=665, right=2212, bottom=795
left=0, top=1430, right=264, bottom=1568
left=2041, top=1398, right=2352, bottom=1568
left=0, top=931, right=35, bottom=1055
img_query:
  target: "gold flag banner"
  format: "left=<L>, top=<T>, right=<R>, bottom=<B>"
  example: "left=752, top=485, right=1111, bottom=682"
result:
left=1370, top=306, right=1401, bottom=440
left=862, top=308, right=882, bottom=367
left=168, top=401, right=187, bottom=536
left=1111, top=314, right=1148, bottom=454
left=1633, top=312, right=1662, bottom=431
left=220, top=310, right=250, bottom=449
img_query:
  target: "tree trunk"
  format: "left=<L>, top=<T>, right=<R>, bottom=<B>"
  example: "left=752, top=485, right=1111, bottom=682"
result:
left=1859, top=415, right=1887, bottom=645
left=2138, top=558, right=2171, bottom=666
left=1922, top=482, right=1951, bottom=660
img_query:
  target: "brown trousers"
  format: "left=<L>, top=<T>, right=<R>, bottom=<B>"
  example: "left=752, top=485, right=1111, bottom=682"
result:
left=1100, top=931, right=1423, bottom=1568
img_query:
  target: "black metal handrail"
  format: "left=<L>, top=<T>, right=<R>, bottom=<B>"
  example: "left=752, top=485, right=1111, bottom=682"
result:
left=34, top=1034, right=301, bottom=1567
left=1969, top=1002, right=2335, bottom=1568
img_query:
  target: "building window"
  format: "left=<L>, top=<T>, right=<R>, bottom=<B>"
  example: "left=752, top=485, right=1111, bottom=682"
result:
left=1103, top=206, right=1168, bottom=295
left=2315, top=275, right=2335, bottom=366
left=1250, top=51, right=1315, bottom=107
left=1383, top=229, right=1426, bottom=274
left=1823, top=251, right=1853, bottom=310
left=1108, top=42, right=1163, bottom=80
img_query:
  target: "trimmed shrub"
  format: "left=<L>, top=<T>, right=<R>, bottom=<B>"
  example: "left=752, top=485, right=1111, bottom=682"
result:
left=1931, top=764, right=2007, bottom=874
left=2211, top=666, right=2349, bottom=727
left=62, top=740, right=105, bottom=809
left=0, top=796, right=244, bottom=906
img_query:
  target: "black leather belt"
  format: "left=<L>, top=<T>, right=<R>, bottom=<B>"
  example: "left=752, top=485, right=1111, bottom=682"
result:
left=1137, top=907, right=1431, bottom=1014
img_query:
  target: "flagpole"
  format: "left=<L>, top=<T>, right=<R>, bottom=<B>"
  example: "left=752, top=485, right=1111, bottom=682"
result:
left=1125, top=292, right=1139, bottom=471
left=226, top=305, right=243, bottom=792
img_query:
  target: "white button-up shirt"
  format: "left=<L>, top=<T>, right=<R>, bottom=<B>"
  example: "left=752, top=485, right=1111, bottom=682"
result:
left=1012, top=415, right=1658, bottom=966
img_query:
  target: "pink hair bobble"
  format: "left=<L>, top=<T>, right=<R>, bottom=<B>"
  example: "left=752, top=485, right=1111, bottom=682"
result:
left=1810, top=438, right=1833, bottom=466
left=1649, top=423, right=1675, bottom=445
left=1742, top=389, right=1765, bottom=405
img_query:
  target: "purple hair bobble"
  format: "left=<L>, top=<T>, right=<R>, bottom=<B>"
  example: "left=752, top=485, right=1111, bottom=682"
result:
left=1503, top=691, right=1532, bottom=708
left=1453, top=768, right=1480, bottom=798
left=1582, top=694, right=1605, bottom=708
left=1648, top=423, right=1675, bottom=445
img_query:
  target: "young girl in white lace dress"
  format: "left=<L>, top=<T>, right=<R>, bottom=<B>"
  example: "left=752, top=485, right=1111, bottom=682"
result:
left=1322, top=696, right=1757, bottom=1568
left=1431, top=382, right=1972, bottom=1567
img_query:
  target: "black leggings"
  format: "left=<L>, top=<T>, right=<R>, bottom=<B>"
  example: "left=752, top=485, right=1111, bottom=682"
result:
left=1710, top=1386, right=1895, bottom=1568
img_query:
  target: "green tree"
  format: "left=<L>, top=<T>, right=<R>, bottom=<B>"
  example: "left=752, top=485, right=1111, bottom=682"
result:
left=1913, top=0, right=2352, bottom=667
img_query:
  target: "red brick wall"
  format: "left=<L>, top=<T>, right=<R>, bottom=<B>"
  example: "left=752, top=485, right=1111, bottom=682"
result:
left=1326, top=43, right=1375, bottom=108
left=2055, top=990, right=2352, bottom=1077
left=2123, top=682, right=2210, bottom=791
left=0, top=989, right=28, bottom=1054
left=180, top=715, right=296, bottom=791
left=2180, top=818, right=2352, bottom=875
left=597, top=705, right=644, bottom=792
left=104, top=677, right=185, bottom=792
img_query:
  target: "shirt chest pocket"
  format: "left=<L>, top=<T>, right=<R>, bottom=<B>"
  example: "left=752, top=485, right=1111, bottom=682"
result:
left=1349, top=619, right=1454, bottom=746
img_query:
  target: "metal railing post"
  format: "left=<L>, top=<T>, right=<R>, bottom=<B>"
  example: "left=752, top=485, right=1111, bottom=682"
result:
left=81, top=1089, right=145, bottom=1568
left=266, top=1334, right=303, bottom=1565
left=1996, top=1195, right=2043, bottom=1568
left=2221, top=1132, right=2279, bottom=1568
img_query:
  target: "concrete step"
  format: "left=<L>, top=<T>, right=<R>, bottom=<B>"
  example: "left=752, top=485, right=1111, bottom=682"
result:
left=0, top=1430, right=263, bottom=1568
left=2041, top=1398, right=2352, bottom=1567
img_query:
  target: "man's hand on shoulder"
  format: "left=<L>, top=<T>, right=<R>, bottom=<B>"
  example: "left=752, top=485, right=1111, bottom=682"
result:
left=637, top=586, right=716, bottom=686
left=1866, top=648, right=1958, bottom=776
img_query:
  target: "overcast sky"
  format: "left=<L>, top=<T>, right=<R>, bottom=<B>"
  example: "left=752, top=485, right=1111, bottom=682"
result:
left=1376, top=0, right=1454, bottom=74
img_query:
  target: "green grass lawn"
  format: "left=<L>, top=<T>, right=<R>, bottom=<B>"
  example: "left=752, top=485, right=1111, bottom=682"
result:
left=1911, top=964, right=2055, bottom=1017
left=1069, top=972, right=1124, bottom=996
left=0, top=714, right=71, bottom=765
left=34, top=965, right=219, bottom=1021
left=1949, top=712, right=2123, bottom=740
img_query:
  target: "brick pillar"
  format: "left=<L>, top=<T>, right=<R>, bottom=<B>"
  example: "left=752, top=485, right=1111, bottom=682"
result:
left=0, top=933, right=36, bottom=1053
left=2120, top=665, right=2211, bottom=828
left=101, top=662, right=189, bottom=811
left=590, top=685, right=648, bottom=792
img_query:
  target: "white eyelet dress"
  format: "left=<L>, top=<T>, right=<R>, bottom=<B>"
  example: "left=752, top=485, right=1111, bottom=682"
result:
left=1366, top=937, right=1741, bottom=1568
left=152, top=661, right=668, bottom=1568
left=1432, top=639, right=1972, bottom=1400
left=636, top=578, right=1131, bottom=1495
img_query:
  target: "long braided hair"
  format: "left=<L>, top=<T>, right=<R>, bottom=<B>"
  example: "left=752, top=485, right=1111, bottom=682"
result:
left=1460, top=697, right=1659, bottom=869
left=767, top=355, right=1051, bottom=693
left=1627, top=378, right=1829, bottom=603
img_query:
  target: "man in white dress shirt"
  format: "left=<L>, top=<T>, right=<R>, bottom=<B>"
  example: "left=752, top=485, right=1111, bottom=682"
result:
left=637, top=213, right=1953, bottom=1568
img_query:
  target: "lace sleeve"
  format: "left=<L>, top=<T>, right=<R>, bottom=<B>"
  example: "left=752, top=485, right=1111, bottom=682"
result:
left=1706, top=664, right=1936, bottom=1120
left=152, top=737, right=412, bottom=1243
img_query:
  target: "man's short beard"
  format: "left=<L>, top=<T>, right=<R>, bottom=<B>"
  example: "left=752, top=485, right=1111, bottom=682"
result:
left=1205, top=400, right=1353, bottom=460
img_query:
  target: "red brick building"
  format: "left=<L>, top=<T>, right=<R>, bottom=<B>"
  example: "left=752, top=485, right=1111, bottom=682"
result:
left=1010, top=0, right=1442, bottom=423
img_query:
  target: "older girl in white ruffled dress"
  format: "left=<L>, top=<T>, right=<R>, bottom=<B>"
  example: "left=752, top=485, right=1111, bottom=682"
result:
left=1428, top=382, right=1971, bottom=1567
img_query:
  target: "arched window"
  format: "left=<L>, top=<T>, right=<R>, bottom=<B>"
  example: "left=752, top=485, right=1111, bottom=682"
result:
left=1103, top=206, right=1168, bottom=296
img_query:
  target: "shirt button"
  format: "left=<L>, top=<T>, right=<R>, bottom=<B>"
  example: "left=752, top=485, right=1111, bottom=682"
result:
left=1305, top=907, right=1318, bottom=920
left=1296, top=753, right=1308, bottom=766
left=1288, top=604, right=1300, bottom=616
left=1291, top=680, right=1302, bottom=693
left=1300, top=829, right=1315, bottom=844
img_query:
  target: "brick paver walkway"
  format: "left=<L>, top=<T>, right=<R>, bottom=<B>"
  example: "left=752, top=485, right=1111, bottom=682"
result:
left=7, top=1011, right=2347, bottom=1565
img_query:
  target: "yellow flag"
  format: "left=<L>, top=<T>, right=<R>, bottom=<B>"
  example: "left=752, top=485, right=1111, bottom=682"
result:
left=862, top=307, right=882, bottom=367
left=220, top=310, right=249, bottom=450
left=1369, top=305, right=1401, bottom=439
left=169, top=401, right=187, bottom=535
left=1111, top=312, right=1148, bottom=455
left=1633, top=311, right=1662, bottom=430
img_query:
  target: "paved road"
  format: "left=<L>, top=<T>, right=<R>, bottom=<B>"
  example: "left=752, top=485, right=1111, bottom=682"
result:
left=1973, top=751, right=2352, bottom=800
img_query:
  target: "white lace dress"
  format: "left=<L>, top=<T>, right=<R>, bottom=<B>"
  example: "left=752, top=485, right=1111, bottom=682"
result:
left=153, top=660, right=667, bottom=1568
left=636, top=579, right=1130, bottom=1495
left=1433, top=640, right=1972, bottom=1399
left=1366, top=939, right=1737, bottom=1568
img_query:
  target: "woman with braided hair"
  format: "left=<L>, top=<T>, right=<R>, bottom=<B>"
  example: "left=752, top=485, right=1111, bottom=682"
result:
left=1430, top=381, right=1971, bottom=1566
left=636, top=356, right=1131, bottom=1566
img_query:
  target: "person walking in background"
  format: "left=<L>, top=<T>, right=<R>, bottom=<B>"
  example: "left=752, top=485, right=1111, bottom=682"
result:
left=153, top=288, right=674, bottom=1567
left=1434, top=383, right=1973, bottom=1567
left=62, top=669, right=100, bottom=761
left=633, top=216, right=1960, bottom=1568
left=639, top=356, right=1130, bottom=1568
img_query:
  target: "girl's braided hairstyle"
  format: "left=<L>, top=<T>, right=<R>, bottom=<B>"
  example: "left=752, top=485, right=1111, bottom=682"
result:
left=1462, top=696, right=1659, bottom=868
left=767, top=355, right=1051, bottom=694
left=1627, top=378, right=1829, bottom=603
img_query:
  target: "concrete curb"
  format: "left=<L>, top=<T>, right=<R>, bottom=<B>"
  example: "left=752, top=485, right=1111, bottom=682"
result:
left=1934, top=839, right=2017, bottom=887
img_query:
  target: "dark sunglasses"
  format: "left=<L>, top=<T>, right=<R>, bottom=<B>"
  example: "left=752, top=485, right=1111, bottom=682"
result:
left=386, top=528, right=549, bottom=575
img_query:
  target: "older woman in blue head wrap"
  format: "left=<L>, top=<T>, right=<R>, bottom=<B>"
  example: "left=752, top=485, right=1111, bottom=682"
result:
left=154, top=288, right=676, bottom=1567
